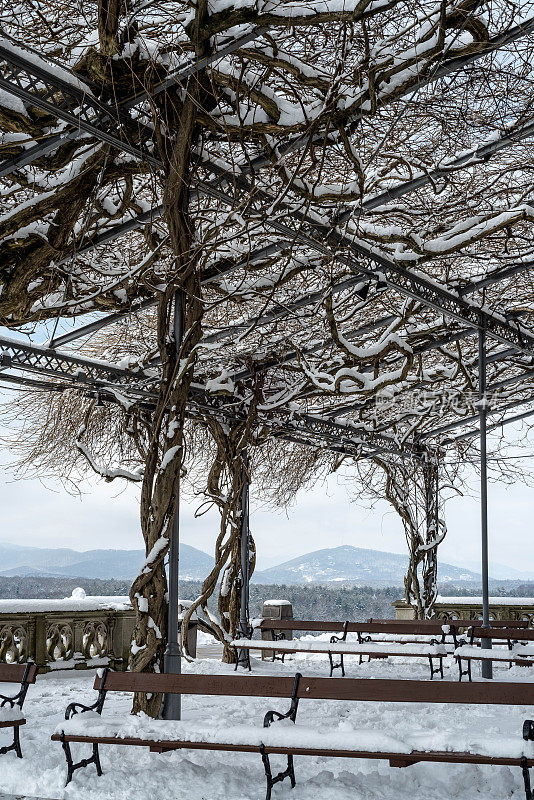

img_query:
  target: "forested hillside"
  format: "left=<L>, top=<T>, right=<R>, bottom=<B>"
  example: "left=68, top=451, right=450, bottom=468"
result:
left=0, top=577, right=532, bottom=620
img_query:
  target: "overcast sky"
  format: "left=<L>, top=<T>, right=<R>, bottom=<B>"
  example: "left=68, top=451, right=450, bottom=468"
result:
left=0, top=422, right=532, bottom=575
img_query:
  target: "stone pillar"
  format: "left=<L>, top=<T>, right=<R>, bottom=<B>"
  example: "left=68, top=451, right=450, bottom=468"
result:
left=178, top=601, right=197, bottom=658
left=111, top=609, right=136, bottom=671
left=261, top=599, right=293, bottom=660
left=392, top=600, right=416, bottom=620
left=34, top=614, right=48, bottom=672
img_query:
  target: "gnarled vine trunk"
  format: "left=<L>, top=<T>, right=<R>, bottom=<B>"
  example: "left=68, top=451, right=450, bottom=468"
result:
left=128, top=0, right=211, bottom=717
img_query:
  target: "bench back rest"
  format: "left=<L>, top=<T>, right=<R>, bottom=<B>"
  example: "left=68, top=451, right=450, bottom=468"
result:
left=260, top=619, right=450, bottom=636
left=0, top=662, right=38, bottom=684
left=95, top=671, right=534, bottom=706
left=259, top=619, right=534, bottom=639
left=367, top=618, right=529, bottom=628
left=469, top=627, right=534, bottom=642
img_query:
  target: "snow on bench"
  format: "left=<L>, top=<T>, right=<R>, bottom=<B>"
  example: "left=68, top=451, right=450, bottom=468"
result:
left=52, top=670, right=534, bottom=800
left=232, top=637, right=449, bottom=678
left=232, top=638, right=448, bottom=657
left=0, top=707, right=24, bottom=724
left=56, top=708, right=534, bottom=761
left=454, top=644, right=534, bottom=681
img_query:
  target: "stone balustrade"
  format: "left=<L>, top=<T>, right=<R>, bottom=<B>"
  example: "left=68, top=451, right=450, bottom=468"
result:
left=0, top=591, right=199, bottom=672
left=0, top=592, right=135, bottom=672
left=393, top=596, right=534, bottom=625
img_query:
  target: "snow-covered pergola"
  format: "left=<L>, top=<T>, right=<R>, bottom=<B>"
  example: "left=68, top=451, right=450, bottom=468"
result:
left=1, top=0, right=534, bottom=711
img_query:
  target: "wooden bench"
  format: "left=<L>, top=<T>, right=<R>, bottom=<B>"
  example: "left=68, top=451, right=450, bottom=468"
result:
left=455, top=644, right=534, bottom=680
left=0, top=661, right=37, bottom=759
left=253, top=619, right=470, bottom=677
left=451, top=627, right=534, bottom=680
left=233, top=635, right=451, bottom=678
left=253, top=619, right=534, bottom=677
left=52, top=669, right=534, bottom=800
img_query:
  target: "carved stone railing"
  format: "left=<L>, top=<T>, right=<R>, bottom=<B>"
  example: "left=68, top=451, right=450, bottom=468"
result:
left=0, top=593, right=135, bottom=673
left=393, top=596, right=534, bottom=626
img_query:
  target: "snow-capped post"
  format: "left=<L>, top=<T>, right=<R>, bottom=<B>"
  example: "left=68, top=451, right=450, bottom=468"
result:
left=162, top=290, right=183, bottom=720
left=237, top=451, right=251, bottom=669
left=478, top=324, right=492, bottom=678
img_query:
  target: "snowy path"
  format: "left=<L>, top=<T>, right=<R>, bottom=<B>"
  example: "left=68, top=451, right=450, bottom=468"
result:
left=1, top=649, right=533, bottom=800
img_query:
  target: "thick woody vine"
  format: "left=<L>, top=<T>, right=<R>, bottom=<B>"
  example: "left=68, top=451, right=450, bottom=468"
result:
left=372, top=452, right=446, bottom=618
left=125, top=1, right=212, bottom=715
left=181, top=377, right=265, bottom=663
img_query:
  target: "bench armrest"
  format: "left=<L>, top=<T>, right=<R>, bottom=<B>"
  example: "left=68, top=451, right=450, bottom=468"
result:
left=0, top=660, right=35, bottom=710
left=0, top=694, right=18, bottom=709
left=263, top=673, right=301, bottom=728
left=65, top=667, right=109, bottom=720
left=330, top=621, right=350, bottom=645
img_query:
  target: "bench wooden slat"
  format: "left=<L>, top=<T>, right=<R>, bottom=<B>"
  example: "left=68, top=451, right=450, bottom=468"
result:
left=95, top=672, right=534, bottom=705
left=49, top=733, right=534, bottom=769
left=259, top=620, right=534, bottom=642
left=0, top=718, right=26, bottom=728
left=96, top=672, right=299, bottom=697
left=472, top=627, right=534, bottom=642
left=368, top=618, right=529, bottom=628
left=0, top=663, right=38, bottom=684
left=259, top=620, right=448, bottom=635
left=234, top=640, right=451, bottom=658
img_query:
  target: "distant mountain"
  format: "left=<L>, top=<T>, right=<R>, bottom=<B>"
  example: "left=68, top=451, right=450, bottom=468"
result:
left=454, top=559, right=534, bottom=581
left=0, top=542, right=213, bottom=580
left=0, top=542, right=524, bottom=587
left=254, top=544, right=483, bottom=586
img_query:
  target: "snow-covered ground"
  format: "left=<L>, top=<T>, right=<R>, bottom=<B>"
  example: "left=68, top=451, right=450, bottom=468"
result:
left=1, top=642, right=534, bottom=800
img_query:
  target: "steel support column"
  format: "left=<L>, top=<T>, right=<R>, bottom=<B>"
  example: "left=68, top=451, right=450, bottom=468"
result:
left=237, top=453, right=252, bottom=669
left=478, top=326, right=492, bottom=678
left=162, top=290, right=183, bottom=719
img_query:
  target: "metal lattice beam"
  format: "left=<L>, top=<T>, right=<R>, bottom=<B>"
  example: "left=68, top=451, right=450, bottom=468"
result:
left=341, top=118, right=534, bottom=222
left=244, top=15, right=534, bottom=174
left=417, top=369, right=534, bottom=439
left=452, top=402, right=534, bottom=442
left=48, top=239, right=288, bottom=348
left=0, top=27, right=265, bottom=177
left=258, top=212, right=534, bottom=356
left=0, top=335, right=411, bottom=460
left=0, top=39, right=161, bottom=167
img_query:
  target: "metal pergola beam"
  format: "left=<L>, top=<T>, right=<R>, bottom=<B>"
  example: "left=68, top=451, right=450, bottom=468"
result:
left=342, top=118, right=534, bottom=225
left=244, top=15, right=534, bottom=174
left=418, top=370, right=534, bottom=439
left=256, top=211, right=534, bottom=356
left=1, top=27, right=528, bottom=358
left=459, top=259, right=534, bottom=296
left=48, top=239, right=289, bottom=348
left=0, top=27, right=265, bottom=177
left=452, top=402, right=534, bottom=441
left=0, top=334, right=410, bottom=459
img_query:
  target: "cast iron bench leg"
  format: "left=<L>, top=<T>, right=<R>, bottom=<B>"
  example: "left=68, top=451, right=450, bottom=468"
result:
left=60, top=734, right=103, bottom=785
left=0, top=725, right=22, bottom=758
left=428, top=656, right=444, bottom=680
left=521, top=757, right=532, bottom=800
left=260, top=745, right=296, bottom=800
left=456, top=656, right=472, bottom=682
left=328, top=651, right=345, bottom=677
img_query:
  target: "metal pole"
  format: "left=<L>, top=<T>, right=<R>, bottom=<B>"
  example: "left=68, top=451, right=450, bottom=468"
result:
left=236, top=453, right=251, bottom=669
left=162, top=291, right=183, bottom=719
left=239, top=453, right=251, bottom=638
left=478, top=325, right=492, bottom=678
